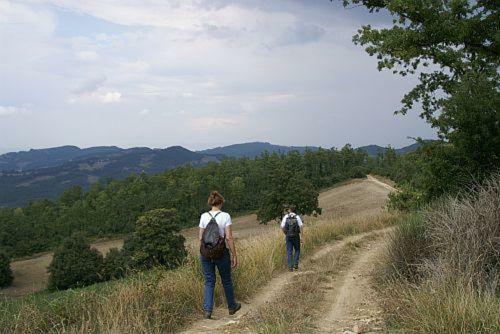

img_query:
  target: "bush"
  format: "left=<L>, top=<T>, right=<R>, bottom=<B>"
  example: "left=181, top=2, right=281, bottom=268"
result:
left=48, top=233, right=104, bottom=290
left=103, top=248, right=129, bottom=280
left=383, top=214, right=430, bottom=282
left=423, top=174, right=500, bottom=291
left=387, top=183, right=426, bottom=211
left=0, top=250, right=13, bottom=288
left=124, top=208, right=187, bottom=270
left=380, top=174, right=500, bottom=333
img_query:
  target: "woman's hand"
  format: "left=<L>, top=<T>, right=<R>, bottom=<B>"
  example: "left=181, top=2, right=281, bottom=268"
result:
left=231, top=255, right=238, bottom=269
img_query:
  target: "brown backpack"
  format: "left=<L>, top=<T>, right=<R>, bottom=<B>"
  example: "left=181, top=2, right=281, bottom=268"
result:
left=200, top=212, right=226, bottom=260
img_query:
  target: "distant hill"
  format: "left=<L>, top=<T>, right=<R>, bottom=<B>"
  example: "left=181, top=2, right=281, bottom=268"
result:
left=0, top=146, right=220, bottom=207
left=0, top=145, right=123, bottom=171
left=0, top=141, right=425, bottom=207
left=356, top=142, right=423, bottom=156
left=197, top=142, right=319, bottom=158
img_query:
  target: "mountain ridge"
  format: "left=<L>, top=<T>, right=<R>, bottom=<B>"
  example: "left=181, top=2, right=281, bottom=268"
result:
left=0, top=141, right=423, bottom=207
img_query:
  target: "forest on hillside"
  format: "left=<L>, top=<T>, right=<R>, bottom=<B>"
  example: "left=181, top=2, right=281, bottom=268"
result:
left=0, top=145, right=369, bottom=258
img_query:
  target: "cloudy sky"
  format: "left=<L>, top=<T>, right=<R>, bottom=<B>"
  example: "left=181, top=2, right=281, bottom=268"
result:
left=0, top=0, right=436, bottom=153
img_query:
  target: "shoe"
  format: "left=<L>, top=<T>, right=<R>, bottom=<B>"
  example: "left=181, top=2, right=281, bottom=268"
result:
left=294, top=264, right=299, bottom=270
left=229, top=303, right=241, bottom=315
left=288, top=267, right=294, bottom=272
left=204, top=311, right=212, bottom=319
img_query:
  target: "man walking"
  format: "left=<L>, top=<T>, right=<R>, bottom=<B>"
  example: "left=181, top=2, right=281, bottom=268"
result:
left=281, top=205, right=303, bottom=271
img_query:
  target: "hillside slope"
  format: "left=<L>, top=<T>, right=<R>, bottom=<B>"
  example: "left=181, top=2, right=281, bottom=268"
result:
left=197, top=141, right=319, bottom=157
left=0, top=146, right=220, bottom=207
left=2, top=177, right=391, bottom=298
left=356, top=142, right=422, bottom=156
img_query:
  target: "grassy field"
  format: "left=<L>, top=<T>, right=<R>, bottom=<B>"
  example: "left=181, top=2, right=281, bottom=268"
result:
left=2, top=177, right=390, bottom=299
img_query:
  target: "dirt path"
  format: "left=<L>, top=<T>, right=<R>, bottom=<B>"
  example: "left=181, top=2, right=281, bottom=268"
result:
left=179, top=231, right=380, bottom=334
left=312, top=230, right=389, bottom=334
left=367, top=175, right=398, bottom=193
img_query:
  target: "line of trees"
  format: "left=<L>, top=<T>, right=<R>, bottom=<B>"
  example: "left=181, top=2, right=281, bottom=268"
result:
left=0, top=145, right=368, bottom=259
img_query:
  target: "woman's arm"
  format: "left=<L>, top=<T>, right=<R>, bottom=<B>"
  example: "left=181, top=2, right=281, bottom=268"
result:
left=225, top=225, right=238, bottom=268
left=199, top=227, right=204, bottom=242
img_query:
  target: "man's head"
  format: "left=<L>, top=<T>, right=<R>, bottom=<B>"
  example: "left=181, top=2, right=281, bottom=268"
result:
left=288, top=205, right=296, bottom=213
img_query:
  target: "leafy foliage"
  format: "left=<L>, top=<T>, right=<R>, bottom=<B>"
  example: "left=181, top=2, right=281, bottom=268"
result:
left=0, top=250, right=13, bottom=288
left=342, top=0, right=500, bottom=207
left=124, top=209, right=186, bottom=270
left=102, top=248, right=129, bottom=281
left=48, top=234, right=103, bottom=290
left=257, top=171, right=321, bottom=223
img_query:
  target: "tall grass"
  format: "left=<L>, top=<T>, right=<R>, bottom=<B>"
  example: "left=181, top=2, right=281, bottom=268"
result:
left=381, top=174, right=500, bottom=333
left=0, top=213, right=396, bottom=334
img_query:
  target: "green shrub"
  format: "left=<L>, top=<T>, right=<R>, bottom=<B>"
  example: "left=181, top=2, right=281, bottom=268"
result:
left=124, top=208, right=187, bottom=270
left=387, top=183, right=426, bottom=211
left=0, top=250, right=13, bottom=288
left=48, top=233, right=104, bottom=290
left=383, top=214, right=430, bottom=282
left=103, top=248, right=129, bottom=280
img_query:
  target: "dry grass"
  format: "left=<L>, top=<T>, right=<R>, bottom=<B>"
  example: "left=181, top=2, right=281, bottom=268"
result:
left=384, top=280, right=500, bottom=334
left=380, top=174, right=500, bottom=333
left=0, top=213, right=397, bottom=334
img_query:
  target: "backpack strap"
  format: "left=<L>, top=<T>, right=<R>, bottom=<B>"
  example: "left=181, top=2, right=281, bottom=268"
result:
left=208, top=211, right=222, bottom=219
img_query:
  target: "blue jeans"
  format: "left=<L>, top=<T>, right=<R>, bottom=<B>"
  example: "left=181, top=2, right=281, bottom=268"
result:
left=286, top=235, right=301, bottom=268
left=200, top=248, right=237, bottom=312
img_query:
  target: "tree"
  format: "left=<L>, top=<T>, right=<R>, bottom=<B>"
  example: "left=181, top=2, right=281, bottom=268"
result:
left=229, top=176, right=246, bottom=211
left=48, top=233, right=103, bottom=290
left=124, top=208, right=187, bottom=270
left=0, top=250, right=13, bottom=288
left=341, top=0, right=498, bottom=118
left=102, top=248, right=128, bottom=280
left=341, top=0, right=500, bottom=199
left=257, top=171, right=321, bottom=223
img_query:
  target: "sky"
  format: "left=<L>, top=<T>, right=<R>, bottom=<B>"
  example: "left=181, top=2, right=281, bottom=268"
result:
left=0, top=0, right=436, bottom=153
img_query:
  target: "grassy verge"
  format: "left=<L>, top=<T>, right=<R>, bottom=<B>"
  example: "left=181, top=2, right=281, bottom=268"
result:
left=382, top=279, right=500, bottom=333
left=0, top=212, right=398, bottom=334
left=378, top=175, right=500, bottom=334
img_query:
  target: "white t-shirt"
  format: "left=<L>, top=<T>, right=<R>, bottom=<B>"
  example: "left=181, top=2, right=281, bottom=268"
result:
left=199, top=210, right=232, bottom=237
left=280, top=213, right=303, bottom=228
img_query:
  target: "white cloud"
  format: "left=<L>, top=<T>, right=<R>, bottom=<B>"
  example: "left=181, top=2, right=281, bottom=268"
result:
left=0, top=105, right=28, bottom=116
left=264, top=94, right=295, bottom=103
left=139, top=108, right=150, bottom=115
left=189, top=115, right=241, bottom=129
left=71, top=75, right=106, bottom=95
left=76, top=50, right=99, bottom=61
left=99, top=91, right=122, bottom=103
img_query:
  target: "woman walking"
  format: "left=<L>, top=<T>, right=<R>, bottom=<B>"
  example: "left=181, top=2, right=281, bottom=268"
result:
left=199, top=191, right=241, bottom=319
